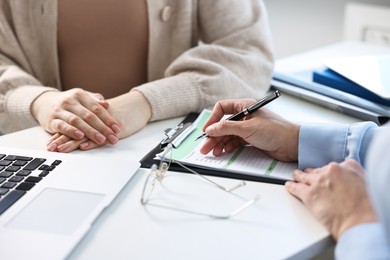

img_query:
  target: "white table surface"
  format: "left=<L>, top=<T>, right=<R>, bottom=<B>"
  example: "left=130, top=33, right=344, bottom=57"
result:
left=0, top=89, right=359, bottom=259
left=5, top=41, right=384, bottom=259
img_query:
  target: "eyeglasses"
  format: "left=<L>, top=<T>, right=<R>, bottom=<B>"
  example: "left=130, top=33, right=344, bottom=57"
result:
left=140, top=144, right=260, bottom=219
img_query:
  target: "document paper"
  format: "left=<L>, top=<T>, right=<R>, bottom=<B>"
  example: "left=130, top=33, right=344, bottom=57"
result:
left=169, top=110, right=298, bottom=181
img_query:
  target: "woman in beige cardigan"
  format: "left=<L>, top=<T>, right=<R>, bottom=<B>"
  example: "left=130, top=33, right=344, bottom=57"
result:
left=0, top=0, right=274, bottom=152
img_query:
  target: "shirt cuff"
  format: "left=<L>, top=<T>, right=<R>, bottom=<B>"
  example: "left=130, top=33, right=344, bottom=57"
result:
left=336, top=223, right=390, bottom=260
left=298, top=123, right=350, bottom=169
left=298, top=122, right=377, bottom=169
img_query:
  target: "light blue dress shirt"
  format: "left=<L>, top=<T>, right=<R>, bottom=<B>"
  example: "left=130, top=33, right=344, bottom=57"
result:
left=298, top=121, right=377, bottom=170
left=298, top=122, right=390, bottom=259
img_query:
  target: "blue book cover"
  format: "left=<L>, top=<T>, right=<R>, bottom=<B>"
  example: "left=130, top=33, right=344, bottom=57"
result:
left=313, top=68, right=390, bottom=106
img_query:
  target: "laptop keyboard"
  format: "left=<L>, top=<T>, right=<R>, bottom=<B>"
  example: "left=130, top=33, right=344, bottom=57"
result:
left=0, top=153, right=61, bottom=215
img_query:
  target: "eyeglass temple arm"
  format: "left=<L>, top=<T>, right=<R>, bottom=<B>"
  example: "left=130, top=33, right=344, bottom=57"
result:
left=174, top=160, right=245, bottom=192
left=145, top=194, right=260, bottom=219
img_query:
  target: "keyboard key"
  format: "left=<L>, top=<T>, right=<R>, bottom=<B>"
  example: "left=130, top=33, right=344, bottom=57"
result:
left=0, top=177, right=6, bottom=184
left=1, top=182, right=17, bottom=189
left=4, top=155, right=33, bottom=161
left=38, top=164, right=49, bottom=171
left=0, top=190, right=26, bottom=215
left=0, top=160, right=12, bottom=166
left=0, top=154, right=5, bottom=160
left=5, top=166, right=21, bottom=172
left=0, top=188, right=9, bottom=196
left=46, top=165, right=56, bottom=171
left=24, top=158, right=46, bottom=171
left=13, top=160, right=27, bottom=167
left=39, top=171, right=50, bottom=177
left=9, top=176, right=24, bottom=182
left=16, top=170, right=31, bottom=176
left=16, top=182, right=35, bottom=191
left=52, top=160, right=62, bottom=166
left=25, top=176, right=42, bottom=183
left=0, top=171, right=14, bottom=178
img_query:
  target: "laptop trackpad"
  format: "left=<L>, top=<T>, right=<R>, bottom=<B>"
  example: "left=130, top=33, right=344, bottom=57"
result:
left=6, top=188, right=105, bottom=235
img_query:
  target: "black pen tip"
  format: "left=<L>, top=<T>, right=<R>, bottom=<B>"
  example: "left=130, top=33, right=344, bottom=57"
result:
left=195, top=133, right=206, bottom=141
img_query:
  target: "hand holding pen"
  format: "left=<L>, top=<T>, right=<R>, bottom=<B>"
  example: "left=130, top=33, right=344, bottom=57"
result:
left=198, top=90, right=300, bottom=162
left=195, top=90, right=281, bottom=141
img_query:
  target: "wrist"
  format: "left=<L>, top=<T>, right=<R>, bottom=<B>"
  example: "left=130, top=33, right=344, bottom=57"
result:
left=287, top=123, right=300, bottom=161
left=107, top=91, right=152, bottom=138
left=273, top=121, right=300, bottom=162
left=31, top=91, right=53, bottom=122
left=333, top=199, right=378, bottom=240
left=131, top=90, right=152, bottom=123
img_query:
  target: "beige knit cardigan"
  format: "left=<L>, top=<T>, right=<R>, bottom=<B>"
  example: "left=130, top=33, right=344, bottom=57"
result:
left=0, top=0, right=274, bottom=134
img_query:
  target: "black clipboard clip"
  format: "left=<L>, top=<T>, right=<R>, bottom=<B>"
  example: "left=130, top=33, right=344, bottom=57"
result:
left=160, top=122, right=195, bottom=149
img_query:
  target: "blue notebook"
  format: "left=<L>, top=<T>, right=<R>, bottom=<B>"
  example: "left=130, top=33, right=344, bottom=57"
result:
left=313, top=55, right=390, bottom=106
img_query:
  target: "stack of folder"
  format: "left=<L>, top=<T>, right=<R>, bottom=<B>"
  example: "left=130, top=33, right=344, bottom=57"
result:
left=312, top=55, right=390, bottom=106
left=272, top=69, right=390, bottom=125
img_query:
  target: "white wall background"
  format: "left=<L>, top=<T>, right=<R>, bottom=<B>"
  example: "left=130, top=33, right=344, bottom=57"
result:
left=263, top=0, right=390, bottom=58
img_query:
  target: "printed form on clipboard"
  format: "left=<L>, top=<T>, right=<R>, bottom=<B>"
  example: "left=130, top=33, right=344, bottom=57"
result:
left=159, top=109, right=298, bottom=182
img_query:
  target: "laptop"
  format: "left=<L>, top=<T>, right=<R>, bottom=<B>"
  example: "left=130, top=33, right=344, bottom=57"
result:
left=0, top=146, right=140, bottom=259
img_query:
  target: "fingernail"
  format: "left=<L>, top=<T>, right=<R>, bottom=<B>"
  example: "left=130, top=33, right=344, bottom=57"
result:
left=80, top=142, right=89, bottom=149
left=75, top=130, right=84, bottom=139
left=57, top=143, right=69, bottom=152
left=47, top=137, right=55, bottom=145
left=95, top=133, right=106, bottom=144
left=47, top=143, right=57, bottom=152
left=111, top=124, right=121, bottom=134
left=108, top=134, right=119, bottom=144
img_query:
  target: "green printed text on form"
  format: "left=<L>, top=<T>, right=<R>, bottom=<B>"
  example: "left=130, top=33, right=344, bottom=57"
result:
left=222, top=147, right=243, bottom=169
left=265, top=160, right=278, bottom=176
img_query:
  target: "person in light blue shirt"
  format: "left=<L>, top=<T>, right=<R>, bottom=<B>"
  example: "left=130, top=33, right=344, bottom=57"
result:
left=200, top=98, right=390, bottom=259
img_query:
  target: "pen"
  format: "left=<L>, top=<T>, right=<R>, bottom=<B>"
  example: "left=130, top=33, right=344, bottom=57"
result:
left=195, top=90, right=281, bottom=141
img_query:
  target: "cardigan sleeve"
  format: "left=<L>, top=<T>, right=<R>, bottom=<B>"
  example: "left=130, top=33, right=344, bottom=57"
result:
left=0, top=58, right=58, bottom=133
left=0, top=1, right=59, bottom=133
left=134, top=0, right=274, bottom=121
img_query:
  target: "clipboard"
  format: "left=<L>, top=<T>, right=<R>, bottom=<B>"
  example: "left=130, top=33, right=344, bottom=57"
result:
left=139, top=112, right=287, bottom=185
